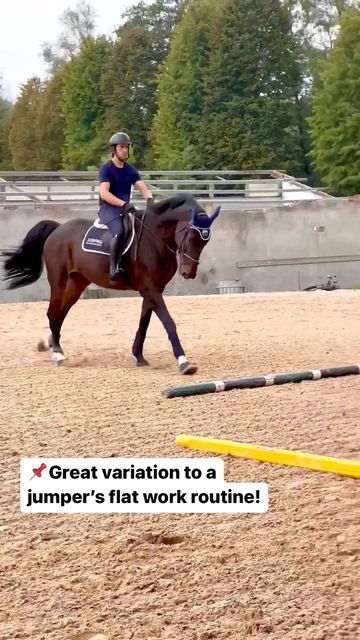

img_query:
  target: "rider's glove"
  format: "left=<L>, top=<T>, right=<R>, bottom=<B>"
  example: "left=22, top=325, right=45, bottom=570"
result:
left=121, top=202, right=136, bottom=215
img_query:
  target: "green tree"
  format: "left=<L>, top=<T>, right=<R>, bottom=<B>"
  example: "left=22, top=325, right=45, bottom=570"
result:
left=36, top=70, right=66, bottom=170
left=281, top=1, right=358, bottom=186
left=283, top=0, right=359, bottom=98
left=8, top=77, right=44, bottom=170
left=100, top=26, right=155, bottom=166
left=150, top=0, right=219, bottom=169
left=307, top=8, right=360, bottom=195
left=61, top=36, right=111, bottom=169
left=0, top=77, right=12, bottom=169
left=0, top=101, right=12, bottom=169
left=100, top=0, right=185, bottom=167
left=198, top=0, right=306, bottom=174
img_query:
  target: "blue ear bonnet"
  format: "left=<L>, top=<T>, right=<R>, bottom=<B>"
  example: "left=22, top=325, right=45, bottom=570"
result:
left=190, top=206, right=221, bottom=239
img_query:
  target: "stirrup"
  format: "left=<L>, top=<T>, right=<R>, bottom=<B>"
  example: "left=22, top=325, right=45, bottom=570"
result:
left=110, top=264, right=124, bottom=280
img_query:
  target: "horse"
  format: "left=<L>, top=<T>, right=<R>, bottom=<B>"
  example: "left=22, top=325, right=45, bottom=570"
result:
left=1, top=193, right=221, bottom=374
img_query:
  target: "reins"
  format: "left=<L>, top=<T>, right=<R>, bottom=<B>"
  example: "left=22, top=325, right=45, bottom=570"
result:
left=133, top=211, right=200, bottom=263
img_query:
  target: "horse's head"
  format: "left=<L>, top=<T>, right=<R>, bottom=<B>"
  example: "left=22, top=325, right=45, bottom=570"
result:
left=177, top=205, right=221, bottom=279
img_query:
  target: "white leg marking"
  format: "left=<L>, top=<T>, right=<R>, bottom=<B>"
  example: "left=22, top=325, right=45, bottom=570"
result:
left=52, top=351, right=66, bottom=364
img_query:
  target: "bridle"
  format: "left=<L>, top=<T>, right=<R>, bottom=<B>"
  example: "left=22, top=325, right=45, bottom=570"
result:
left=134, top=212, right=211, bottom=264
left=175, top=222, right=211, bottom=264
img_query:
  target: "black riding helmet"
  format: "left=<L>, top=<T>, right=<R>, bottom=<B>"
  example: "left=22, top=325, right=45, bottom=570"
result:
left=109, top=132, right=131, bottom=147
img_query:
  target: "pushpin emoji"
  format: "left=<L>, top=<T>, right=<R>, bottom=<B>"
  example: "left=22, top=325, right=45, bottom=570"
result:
left=30, top=463, right=47, bottom=480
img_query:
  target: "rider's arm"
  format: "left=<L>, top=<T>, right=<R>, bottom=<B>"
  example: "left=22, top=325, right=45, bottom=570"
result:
left=134, top=180, right=153, bottom=201
left=99, top=181, right=126, bottom=207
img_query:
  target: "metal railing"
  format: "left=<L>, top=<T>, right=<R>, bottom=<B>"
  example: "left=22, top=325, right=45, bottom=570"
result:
left=0, top=170, right=332, bottom=204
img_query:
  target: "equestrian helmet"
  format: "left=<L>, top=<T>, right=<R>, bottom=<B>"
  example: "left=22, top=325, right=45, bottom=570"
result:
left=109, top=132, right=131, bottom=146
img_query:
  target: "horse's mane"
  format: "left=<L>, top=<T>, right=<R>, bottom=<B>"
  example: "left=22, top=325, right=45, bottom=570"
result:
left=150, top=192, right=204, bottom=216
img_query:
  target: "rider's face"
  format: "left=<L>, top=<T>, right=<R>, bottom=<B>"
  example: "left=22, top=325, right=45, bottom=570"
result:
left=115, top=144, right=129, bottom=161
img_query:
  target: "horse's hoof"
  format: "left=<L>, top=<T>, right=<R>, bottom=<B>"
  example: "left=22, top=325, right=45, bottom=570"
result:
left=179, top=361, right=198, bottom=375
left=37, top=338, right=50, bottom=352
left=133, top=355, right=149, bottom=367
left=137, top=359, right=149, bottom=367
left=52, top=351, right=66, bottom=365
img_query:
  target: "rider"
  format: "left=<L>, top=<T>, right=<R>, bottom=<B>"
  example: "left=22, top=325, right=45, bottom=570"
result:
left=98, top=132, right=153, bottom=280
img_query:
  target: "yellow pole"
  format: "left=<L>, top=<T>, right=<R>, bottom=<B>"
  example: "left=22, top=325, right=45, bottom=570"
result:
left=175, top=434, right=360, bottom=479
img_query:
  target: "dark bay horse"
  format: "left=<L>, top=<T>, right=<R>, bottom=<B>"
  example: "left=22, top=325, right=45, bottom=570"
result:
left=2, top=194, right=221, bottom=374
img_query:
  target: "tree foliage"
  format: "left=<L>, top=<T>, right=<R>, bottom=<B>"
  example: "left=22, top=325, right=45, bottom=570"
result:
left=199, top=0, right=306, bottom=173
left=152, top=0, right=307, bottom=174
left=284, top=0, right=359, bottom=92
left=7, top=77, right=44, bottom=170
left=61, top=36, right=111, bottom=169
left=150, top=0, right=218, bottom=169
left=100, top=0, right=185, bottom=167
left=307, top=8, right=360, bottom=194
left=36, top=70, right=66, bottom=170
left=100, top=26, right=158, bottom=167
left=0, top=76, right=12, bottom=169
left=285, top=0, right=358, bottom=51
left=2, top=0, right=357, bottom=178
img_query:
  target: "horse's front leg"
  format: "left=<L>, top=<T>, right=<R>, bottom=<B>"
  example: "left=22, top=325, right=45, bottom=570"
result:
left=150, top=291, right=198, bottom=375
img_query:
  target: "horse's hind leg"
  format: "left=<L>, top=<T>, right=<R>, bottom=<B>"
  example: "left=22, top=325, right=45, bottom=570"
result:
left=40, top=273, right=88, bottom=364
left=132, top=298, right=153, bottom=366
left=37, top=265, right=67, bottom=357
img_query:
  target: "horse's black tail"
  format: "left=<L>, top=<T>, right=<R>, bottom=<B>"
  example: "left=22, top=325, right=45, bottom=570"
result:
left=1, top=220, right=60, bottom=289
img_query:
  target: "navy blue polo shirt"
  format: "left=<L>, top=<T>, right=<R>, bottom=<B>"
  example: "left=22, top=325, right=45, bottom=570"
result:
left=99, top=160, right=141, bottom=204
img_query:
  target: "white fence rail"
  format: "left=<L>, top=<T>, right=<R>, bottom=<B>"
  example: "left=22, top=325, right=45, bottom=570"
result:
left=0, top=170, right=332, bottom=204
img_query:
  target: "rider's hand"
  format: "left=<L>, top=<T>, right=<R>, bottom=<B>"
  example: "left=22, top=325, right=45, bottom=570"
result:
left=122, top=202, right=136, bottom=214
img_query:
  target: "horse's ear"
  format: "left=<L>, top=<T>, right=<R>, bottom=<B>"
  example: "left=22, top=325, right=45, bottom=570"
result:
left=191, top=208, right=198, bottom=225
left=209, top=206, right=221, bottom=223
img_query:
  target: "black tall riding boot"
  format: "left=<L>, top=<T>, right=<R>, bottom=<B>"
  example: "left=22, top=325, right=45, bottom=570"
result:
left=109, top=234, right=125, bottom=281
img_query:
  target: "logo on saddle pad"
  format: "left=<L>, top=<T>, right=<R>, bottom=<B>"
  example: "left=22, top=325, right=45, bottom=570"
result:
left=81, top=214, right=135, bottom=256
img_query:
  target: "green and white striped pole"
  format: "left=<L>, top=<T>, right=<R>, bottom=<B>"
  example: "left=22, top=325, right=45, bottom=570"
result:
left=162, top=364, right=360, bottom=399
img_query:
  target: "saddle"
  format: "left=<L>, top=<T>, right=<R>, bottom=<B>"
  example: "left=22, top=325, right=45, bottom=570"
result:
left=81, top=211, right=135, bottom=257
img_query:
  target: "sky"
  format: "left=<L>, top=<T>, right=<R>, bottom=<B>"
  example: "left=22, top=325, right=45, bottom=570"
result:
left=0, top=0, right=150, bottom=101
